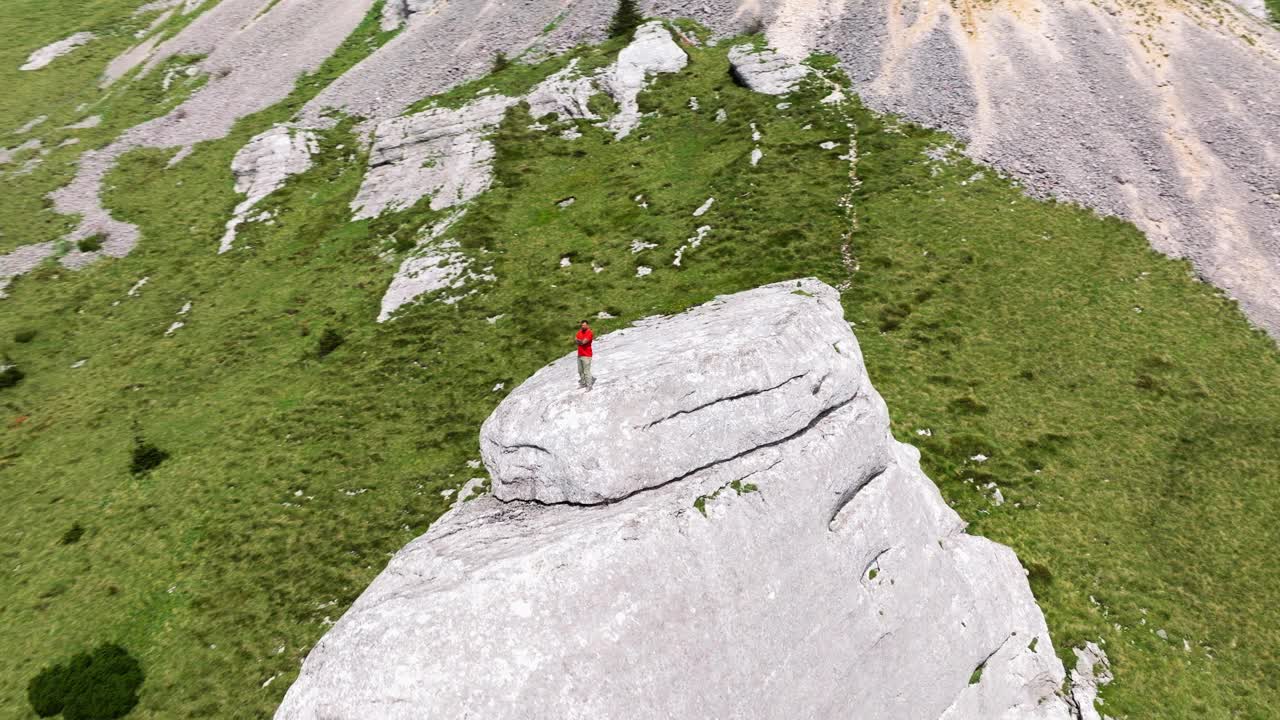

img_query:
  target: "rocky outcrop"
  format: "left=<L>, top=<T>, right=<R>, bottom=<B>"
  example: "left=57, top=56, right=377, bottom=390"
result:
left=276, top=278, right=1074, bottom=720
left=351, top=22, right=687, bottom=222
left=219, top=125, right=319, bottom=253
left=599, top=21, right=688, bottom=137
left=524, top=59, right=600, bottom=122
left=728, top=44, right=812, bottom=95
left=376, top=210, right=495, bottom=321
left=20, top=32, right=95, bottom=71
left=351, top=94, right=518, bottom=220
left=1067, top=643, right=1115, bottom=720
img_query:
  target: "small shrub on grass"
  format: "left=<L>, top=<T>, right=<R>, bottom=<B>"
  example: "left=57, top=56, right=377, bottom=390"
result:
left=59, top=523, right=85, bottom=545
left=130, top=433, right=169, bottom=476
left=14, top=328, right=37, bottom=343
left=491, top=52, right=510, bottom=73
left=75, top=235, right=104, bottom=253
left=28, top=643, right=143, bottom=720
left=316, top=328, right=345, bottom=358
left=0, top=357, right=24, bottom=389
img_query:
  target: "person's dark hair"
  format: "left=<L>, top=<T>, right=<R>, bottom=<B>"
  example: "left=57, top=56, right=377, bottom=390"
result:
left=580, top=319, right=589, bottom=325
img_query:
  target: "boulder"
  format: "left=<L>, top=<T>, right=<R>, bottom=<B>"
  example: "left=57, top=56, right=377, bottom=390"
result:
left=482, top=279, right=863, bottom=504
left=727, top=44, right=812, bottom=95
left=275, top=279, right=1074, bottom=719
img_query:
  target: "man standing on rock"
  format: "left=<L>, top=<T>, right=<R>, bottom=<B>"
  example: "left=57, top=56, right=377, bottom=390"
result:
left=575, top=320, right=595, bottom=390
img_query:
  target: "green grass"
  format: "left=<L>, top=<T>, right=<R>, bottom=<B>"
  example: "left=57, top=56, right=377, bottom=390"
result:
left=1, top=10, right=1278, bottom=720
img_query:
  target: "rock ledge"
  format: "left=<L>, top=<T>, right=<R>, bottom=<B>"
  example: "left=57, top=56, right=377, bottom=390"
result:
left=276, top=279, right=1075, bottom=720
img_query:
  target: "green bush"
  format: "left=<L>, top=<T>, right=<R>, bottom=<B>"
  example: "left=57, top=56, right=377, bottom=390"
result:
left=316, top=328, right=345, bottom=358
left=13, top=328, right=37, bottom=343
left=27, top=643, right=143, bottom=720
left=130, top=436, right=169, bottom=476
left=59, top=523, right=85, bottom=545
left=75, top=235, right=104, bottom=253
left=0, top=358, right=23, bottom=389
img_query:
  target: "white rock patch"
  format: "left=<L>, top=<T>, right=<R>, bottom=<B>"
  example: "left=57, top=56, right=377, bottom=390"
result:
left=692, top=197, right=714, bottom=216
left=62, top=115, right=103, bottom=130
left=525, top=59, right=599, bottom=122
left=377, top=211, right=491, bottom=321
left=21, top=32, right=95, bottom=71
left=673, top=225, right=711, bottom=266
left=220, top=125, right=318, bottom=253
left=352, top=94, right=518, bottom=220
left=727, top=45, right=811, bottom=95
left=600, top=22, right=689, bottom=138
left=0, top=242, right=56, bottom=297
left=13, top=115, right=48, bottom=134
left=1068, top=643, right=1114, bottom=720
left=0, top=139, right=42, bottom=165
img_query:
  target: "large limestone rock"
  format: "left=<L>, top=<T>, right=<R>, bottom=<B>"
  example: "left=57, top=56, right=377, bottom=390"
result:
left=275, top=279, right=1074, bottom=719
left=482, top=282, right=863, bottom=504
left=351, top=93, right=519, bottom=220
left=600, top=21, right=688, bottom=137
left=219, top=125, right=318, bottom=253
left=727, top=44, right=812, bottom=95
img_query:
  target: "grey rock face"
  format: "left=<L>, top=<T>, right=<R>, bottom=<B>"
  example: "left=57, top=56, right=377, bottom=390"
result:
left=276, top=279, right=1074, bottom=720
left=599, top=21, right=688, bottom=137
left=351, top=93, right=518, bottom=220
left=1067, top=643, right=1115, bottom=720
left=525, top=59, right=601, bottom=122
left=482, top=280, right=863, bottom=504
left=727, top=44, right=813, bottom=95
left=219, top=125, right=318, bottom=252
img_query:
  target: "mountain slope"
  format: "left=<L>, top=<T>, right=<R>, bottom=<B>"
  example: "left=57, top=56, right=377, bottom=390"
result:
left=1, top=3, right=1279, bottom=720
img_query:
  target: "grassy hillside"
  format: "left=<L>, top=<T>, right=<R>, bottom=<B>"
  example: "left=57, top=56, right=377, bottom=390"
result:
left=2, top=7, right=1278, bottom=720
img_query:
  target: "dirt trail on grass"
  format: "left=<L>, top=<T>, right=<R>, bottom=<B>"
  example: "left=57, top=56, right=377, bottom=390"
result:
left=9, top=0, right=1280, bottom=341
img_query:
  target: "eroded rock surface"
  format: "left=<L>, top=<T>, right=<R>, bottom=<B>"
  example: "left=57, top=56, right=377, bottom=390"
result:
left=483, top=281, right=861, bottom=504
left=350, top=22, right=686, bottom=222
left=728, top=44, right=812, bottom=95
left=351, top=94, right=518, bottom=219
left=219, top=125, right=318, bottom=253
left=276, top=278, right=1074, bottom=720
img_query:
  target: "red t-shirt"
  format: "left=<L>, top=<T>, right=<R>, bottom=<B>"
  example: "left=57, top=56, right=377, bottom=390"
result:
left=576, top=329, right=593, bottom=357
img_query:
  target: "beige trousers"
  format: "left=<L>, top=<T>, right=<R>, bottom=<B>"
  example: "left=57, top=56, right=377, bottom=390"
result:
left=577, top=356, right=594, bottom=388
